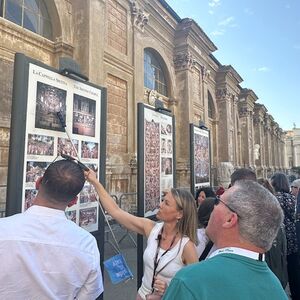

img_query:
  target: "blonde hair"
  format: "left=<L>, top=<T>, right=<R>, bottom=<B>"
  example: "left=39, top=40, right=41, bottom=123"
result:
left=171, top=188, right=198, bottom=244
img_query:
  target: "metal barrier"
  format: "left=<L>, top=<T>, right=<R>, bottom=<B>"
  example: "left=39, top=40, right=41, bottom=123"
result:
left=103, top=193, right=137, bottom=250
left=104, top=194, right=121, bottom=253
left=118, top=192, right=137, bottom=247
left=0, top=210, right=5, bottom=218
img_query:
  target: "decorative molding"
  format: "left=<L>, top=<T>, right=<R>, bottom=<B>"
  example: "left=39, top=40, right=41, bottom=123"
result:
left=148, top=89, right=157, bottom=106
left=216, top=88, right=231, bottom=101
left=130, top=0, right=149, bottom=32
left=200, top=65, right=210, bottom=81
left=238, top=106, right=250, bottom=118
left=129, top=153, right=137, bottom=169
left=173, top=51, right=196, bottom=70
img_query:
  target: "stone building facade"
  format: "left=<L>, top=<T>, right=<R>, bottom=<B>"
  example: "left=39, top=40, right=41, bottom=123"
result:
left=285, top=127, right=300, bottom=169
left=0, top=0, right=286, bottom=210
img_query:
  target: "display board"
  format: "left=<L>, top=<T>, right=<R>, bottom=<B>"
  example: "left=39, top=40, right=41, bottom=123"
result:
left=137, top=103, right=176, bottom=218
left=6, top=53, right=107, bottom=235
left=136, top=102, right=176, bottom=288
left=190, top=124, right=211, bottom=195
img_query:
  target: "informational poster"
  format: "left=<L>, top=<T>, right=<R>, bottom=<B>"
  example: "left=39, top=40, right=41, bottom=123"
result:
left=138, top=104, right=175, bottom=218
left=190, top=124, right=210, bottom=193
left=7, top=54, right=107, bottom=235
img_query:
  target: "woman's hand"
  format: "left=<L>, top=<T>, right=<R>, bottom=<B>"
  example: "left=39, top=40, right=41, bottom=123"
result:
left=84, top=169, right=97, bottom=184
left=153, top=276, right=168, bottom=296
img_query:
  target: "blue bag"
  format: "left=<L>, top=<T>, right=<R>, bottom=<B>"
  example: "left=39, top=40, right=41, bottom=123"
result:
left=103, top=253, right=133, bottom=284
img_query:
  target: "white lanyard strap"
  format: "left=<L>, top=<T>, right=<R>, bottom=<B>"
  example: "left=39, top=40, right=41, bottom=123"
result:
left=209, top=247, right=265, bottom=261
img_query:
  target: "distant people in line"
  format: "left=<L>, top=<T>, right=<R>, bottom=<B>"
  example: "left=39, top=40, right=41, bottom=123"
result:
left=85, top=169, right=198, bottom=300
left=271, top=173, right=300, bottom=299
left=215, top=186, right=225, bottom=196
left=230, top=167, right=257, bottom=186
left=257, top=178, right=276, bottom=194
left=258, top=177, right=288, bottom=288
left=290, top=179, right=300, bottom=197
left=196, top=197, right=215, bottom=259
left=195, top=186, right=215, bottom=206
left=296, top=192, right=300, bottom=252
left=163, top=180, right=287, bottom=300
left=0, top=159, right=103, bottom=299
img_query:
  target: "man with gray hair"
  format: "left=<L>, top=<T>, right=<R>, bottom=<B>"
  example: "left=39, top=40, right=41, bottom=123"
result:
left=163, top=180, right=288, bottom=300
left=291, top=179, right=300, bottom=197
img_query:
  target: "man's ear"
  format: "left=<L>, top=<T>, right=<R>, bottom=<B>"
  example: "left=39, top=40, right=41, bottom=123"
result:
left=35, top=176, right=43, bottom=190
left=67, top=196, right=78, bottom=208
left=222, top=213, right=238, bottom=229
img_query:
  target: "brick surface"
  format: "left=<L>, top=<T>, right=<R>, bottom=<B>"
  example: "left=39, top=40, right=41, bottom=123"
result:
left=0, top=166, right=8, bottom=185
left=106, top=74, right=128, bottom=155
left=107, top=0, right=127, bottom=54
left=0, top=59, right=14, bottom=127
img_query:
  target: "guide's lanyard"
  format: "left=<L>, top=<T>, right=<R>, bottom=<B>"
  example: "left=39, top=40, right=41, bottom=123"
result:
left=209, top=247, right=264, bottom=261
left=151, top=228, right=177, bottom=290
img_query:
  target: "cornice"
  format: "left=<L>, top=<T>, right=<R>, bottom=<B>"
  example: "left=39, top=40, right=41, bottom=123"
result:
left=175, top=18, right=217, bottom=55
left=218, top=65, right=243, bottom=84
left=0, top=18, right=55, bottom=53
left=103, top=51, right=134, bottom=75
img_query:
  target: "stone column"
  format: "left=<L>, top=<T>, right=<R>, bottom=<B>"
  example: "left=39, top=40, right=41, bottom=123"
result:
left=173, top=50, right=197, bottom=187
left=216, top=88, right=233, bottom=162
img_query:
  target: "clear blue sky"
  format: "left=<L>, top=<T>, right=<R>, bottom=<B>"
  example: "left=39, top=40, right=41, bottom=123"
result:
left=166, top=0, right=300, bottom=131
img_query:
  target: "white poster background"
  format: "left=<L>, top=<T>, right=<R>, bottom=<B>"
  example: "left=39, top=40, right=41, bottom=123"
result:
left=22, top=63, right=101, bottom=232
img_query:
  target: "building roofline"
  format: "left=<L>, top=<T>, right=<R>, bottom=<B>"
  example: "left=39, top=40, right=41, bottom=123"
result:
left=159, top=0, right=181, bottom=22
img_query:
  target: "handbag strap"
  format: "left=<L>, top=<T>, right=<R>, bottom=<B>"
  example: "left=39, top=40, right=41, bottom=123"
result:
left=199, top=240, right=213, bottom=261
left=155, top=237, right=183, bottom=276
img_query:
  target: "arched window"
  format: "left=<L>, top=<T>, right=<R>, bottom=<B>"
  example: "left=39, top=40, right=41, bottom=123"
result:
left=144, top=49, right=168, bottom=96
left=0, top=0, right=52, bottom=40
left=208, top=91, right=215, bottom=119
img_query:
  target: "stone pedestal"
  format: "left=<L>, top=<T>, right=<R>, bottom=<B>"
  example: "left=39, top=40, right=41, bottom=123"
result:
left=217, top=162, right=234, bottom=188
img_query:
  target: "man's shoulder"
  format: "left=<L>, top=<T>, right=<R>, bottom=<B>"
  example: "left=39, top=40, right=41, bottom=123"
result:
left=177, top=256, right=221, bottom=279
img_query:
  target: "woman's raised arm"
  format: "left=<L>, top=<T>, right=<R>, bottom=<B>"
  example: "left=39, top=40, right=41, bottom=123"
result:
left=85, top=169, right=154, bottom=237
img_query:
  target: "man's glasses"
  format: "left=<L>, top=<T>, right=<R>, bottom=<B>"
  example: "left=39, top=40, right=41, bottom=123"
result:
left=291, top=186, right=299, bottom=189
left=214, top=195, right=240, bottom=217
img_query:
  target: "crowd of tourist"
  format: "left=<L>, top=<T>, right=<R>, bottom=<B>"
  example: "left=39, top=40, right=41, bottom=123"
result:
left=1, top=164, right=299, bottom=299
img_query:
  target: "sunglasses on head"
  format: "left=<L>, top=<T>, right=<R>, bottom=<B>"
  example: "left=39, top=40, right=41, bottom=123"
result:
left=214, top=195, right=240, bottom=217
left=52, top=153, right=89, bottom=171
left=61, top=153, right=89, bottom=171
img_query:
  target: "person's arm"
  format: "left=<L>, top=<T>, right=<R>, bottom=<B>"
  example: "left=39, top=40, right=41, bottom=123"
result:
left=182, top=241, right=198, bottom=265
left=85, top=169, right=154, bottom=236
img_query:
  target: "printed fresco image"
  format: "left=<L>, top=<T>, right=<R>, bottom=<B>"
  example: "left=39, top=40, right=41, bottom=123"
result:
left=144, top=119, right=160, bottom=214
left=65, top=210, right=77, bottom=223
left=57, top=137, right=78, bottom=157
left=26, top=161, right=49, bottom=184
left=35, top=82, right=67, bottom=131
left=80, top=185, right=97, bottom=204
left=27, top=134, right=54, bottom=156
left=194, top=132, right=210, bottom=184
left=161, top=157, right=172, bottom=175
left=79, top=207, right=97, bottom=227
left=81, top=141, right=99, bottom=159
left=73, top=94, right=96, bottom=137
left=161, top=123, right=172, bottom=136
left=24, top=189, right=37, bottom=211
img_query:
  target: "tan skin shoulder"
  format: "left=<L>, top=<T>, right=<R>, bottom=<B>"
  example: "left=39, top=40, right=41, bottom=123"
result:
left=182, top=240, right=198, bottom=265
